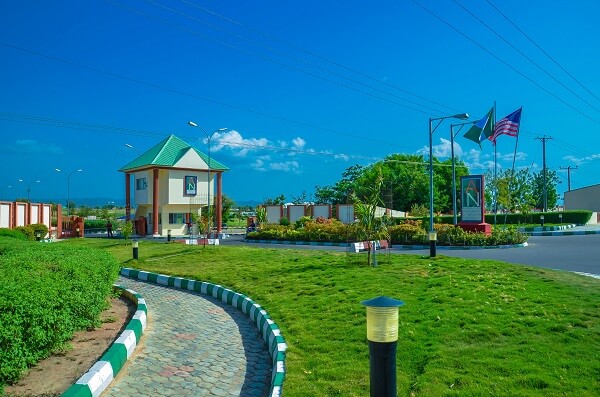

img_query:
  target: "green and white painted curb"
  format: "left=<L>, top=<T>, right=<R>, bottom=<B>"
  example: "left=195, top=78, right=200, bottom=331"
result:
left=119, top=267, right=287, bottom=397
left=519, top=224, right=576, bottom=233
left=245, top=238, right=348, bottom=247
left=393, top=242, right=529, bottom=250
left=61, top=286, right=147, bottom=397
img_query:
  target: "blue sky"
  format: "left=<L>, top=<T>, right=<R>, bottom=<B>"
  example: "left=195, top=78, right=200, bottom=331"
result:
left=1, top=0, right=599, bottom=206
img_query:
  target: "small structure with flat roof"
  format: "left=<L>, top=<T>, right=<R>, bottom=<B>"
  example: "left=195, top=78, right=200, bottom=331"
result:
left=119, top=134, right=228, bottom=237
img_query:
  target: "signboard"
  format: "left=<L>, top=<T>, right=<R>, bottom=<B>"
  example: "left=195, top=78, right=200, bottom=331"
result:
left=184, top=175, right=197, bottom=196
left=460, top=175, right=485, bottom=223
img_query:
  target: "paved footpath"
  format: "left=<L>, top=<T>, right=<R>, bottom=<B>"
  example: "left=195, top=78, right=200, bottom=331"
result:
left=103, top=276, right=272, bottom=397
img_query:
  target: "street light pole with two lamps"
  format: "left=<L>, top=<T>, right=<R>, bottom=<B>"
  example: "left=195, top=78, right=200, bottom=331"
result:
left=188, top=121, right=228, bottom=238
left=54, top=169, right=83, bottom=217
left=18, top=179, right=40, bottom=202
left=428, top=113, right=469, bottom=257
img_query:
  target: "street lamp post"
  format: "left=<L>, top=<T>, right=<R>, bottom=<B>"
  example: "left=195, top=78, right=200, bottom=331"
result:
left=55, top=169, right=83, bottom=217
left=124, top=143, right=141, bottom=154
left=450, top=121, right=476, bottom=226
left=429, top=113, right=469, bottom=257
left=18, top=179, right=41, bottom=202
left=188, top=121, right=228, bottom=240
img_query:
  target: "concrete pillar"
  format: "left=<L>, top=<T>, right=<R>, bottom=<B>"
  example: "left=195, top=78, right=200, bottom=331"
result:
left=152, top=168, right=159, bottom=236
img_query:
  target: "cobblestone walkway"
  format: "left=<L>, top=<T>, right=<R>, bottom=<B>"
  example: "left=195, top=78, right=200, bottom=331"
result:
left=103, top=276, right=272, bottom=397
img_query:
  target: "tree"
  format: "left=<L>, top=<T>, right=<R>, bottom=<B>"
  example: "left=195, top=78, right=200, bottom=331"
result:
left=220, top=194, right=235, bottom=221
left=314, top=164, right=364, bottom=204
left=263, top=194, right=286, bottom=205
left=532, top=169, right=560, bottom=210
left=353, top=170, right=388, bottom=266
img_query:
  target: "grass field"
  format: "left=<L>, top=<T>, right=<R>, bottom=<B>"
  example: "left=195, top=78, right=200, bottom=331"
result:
left=66, top=239, right=600, bottom=396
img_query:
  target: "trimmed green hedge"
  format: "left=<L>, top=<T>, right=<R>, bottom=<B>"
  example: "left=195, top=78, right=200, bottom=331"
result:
left=389, top=222, right=528, bottom=246
left=0, top=229, right=27, bottom=240
left=0, top=238, right=120, bottom=386
left=395, top=210, right=592, bottom=226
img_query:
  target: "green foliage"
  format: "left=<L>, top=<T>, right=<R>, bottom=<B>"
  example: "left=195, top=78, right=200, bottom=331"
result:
left=294, top=216, right=313, bottom=229
left=279, top=216, right=290, bottom=226
left=256, top=206, right=267, bottom=227
left=13, top=226, right=34, bottom=240
left=0, top=238, right=120, bottom=385
left=263, top=194, right=286, bottom=205
left=483, top=210, right=592, bottom=225
left=121, top=221, right=134, bottom=240
left=84, top=219, right=110, bottom=229
left=0, top=229, right=28, bottom=240
left=28, top=224, right=49, bottom=239
left=409, top=203, right=429, bottom=217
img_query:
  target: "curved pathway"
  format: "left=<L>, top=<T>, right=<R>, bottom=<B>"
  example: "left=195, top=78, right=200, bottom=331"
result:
left=103, top=276, right=272, bottom=397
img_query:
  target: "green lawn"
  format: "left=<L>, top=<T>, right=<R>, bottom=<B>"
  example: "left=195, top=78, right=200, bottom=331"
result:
left=68, top=239, right=600, bottom=396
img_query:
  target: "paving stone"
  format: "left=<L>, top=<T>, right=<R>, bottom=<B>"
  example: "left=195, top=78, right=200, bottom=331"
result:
left=102, top=276, right=271, bottom=397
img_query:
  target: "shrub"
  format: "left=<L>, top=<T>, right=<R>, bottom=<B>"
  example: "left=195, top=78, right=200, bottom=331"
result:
left=279, top=217, right=290, bottom=226
left=0, top=228, right=27, bottom=240
left=0, top=238, right=120, bottom=385
left=84, top=219, right=109, bottom=229
left=13, top=226, right=34, bottom=240
left=294, top=216, right=313, bottom=229
left=28, top=223, right=49, bottom=239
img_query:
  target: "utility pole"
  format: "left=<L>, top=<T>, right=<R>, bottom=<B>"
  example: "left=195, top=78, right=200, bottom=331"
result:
left=559, top=166, right=578, bottom=191
left=535, top=136, right=553, bottom=212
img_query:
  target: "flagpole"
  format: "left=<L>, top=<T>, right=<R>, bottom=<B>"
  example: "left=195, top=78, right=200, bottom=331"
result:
left=504, top=107, right=523, bottom=226
left=493, top=101, right=497, bottom=227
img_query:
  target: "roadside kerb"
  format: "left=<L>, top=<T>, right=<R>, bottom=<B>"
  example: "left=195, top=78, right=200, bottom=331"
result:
left=61, top=286, right=147, bottom=397
left=528, top=230, right=600, bottom=237
left=119, top=267, right=287, bottom=397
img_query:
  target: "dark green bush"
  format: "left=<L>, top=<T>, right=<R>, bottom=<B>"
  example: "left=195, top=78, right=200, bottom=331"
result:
left=84, top=219, right=109, bottom=229
left=0, top=238, right=120, bottom=386
left=13, top=226, right=34, bottom=240
left=0, top=229, right=27, bottom=240
left=28, top=223, right=49, bottom=239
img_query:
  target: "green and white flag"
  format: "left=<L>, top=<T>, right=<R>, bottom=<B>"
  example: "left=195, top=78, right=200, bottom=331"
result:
left=463, top=107, right=494, bottom=147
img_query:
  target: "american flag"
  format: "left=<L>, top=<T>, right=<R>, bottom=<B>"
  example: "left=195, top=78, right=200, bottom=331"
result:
left=489, top=108, right=522, bottom=144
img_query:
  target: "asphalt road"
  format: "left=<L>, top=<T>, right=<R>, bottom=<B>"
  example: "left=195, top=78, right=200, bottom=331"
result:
left=391, top=234, right=600, bottom=276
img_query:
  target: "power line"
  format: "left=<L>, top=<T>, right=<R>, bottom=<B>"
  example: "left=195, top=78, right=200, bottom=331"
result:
left=0, top=111, right=463, bottom=169
left=411, top=0, right=600, bottom=125
left=106, top=0, right=445, bottom=116
left=171, top=0, right=462, bottom=114
left=453, top=0, right=600, bottom=114
left=486, top=0, right=600, bottom=105
left=0, top=40, right=412, bottom=148
left=137, top=0, right=453, bottom=115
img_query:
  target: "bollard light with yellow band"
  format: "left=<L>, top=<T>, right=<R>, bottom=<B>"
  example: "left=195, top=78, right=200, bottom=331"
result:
left=361, top=296, right=405, bottom=397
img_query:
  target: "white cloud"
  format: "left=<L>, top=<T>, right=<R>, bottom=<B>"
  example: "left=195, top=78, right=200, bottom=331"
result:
left=270, top=161, right=300, bottom=173
left=416, top=138, right=463, bottom=159
left=563, top=153, right=600, bottom=165
left=209, top=130, right=269, bottom=157
left=1, top=139, right=63, bottom=155
left=335, top=153, right=350, bottom=161
left=292, top=137, right=305, bottom=149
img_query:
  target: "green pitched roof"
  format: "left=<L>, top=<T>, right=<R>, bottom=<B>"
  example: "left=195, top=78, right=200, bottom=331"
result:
left=119, top=134, right=229, bottom=172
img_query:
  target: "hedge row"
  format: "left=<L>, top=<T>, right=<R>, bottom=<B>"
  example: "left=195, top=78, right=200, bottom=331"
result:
left=1, top=224, right=49, bottom=241
left=398, top=210, right=592, bottom=226
left=247, top=219, right=528, bottom=246
left=0, top=238, right=121, bottom=387
left=389, top=222, right=528, bottom=246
